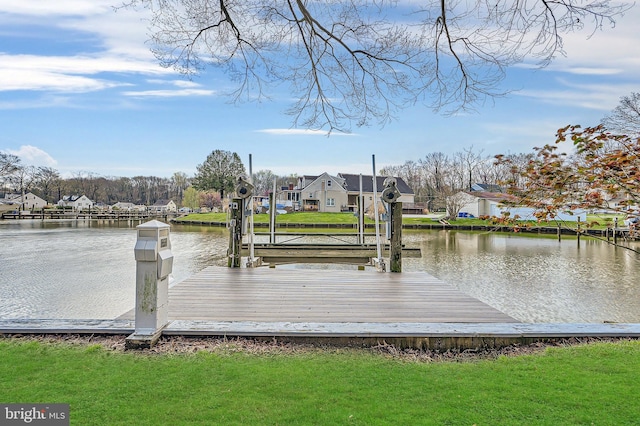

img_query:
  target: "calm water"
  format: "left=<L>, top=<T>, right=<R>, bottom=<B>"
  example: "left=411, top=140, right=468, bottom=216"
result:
left=1, top=219, right=638, bottom=322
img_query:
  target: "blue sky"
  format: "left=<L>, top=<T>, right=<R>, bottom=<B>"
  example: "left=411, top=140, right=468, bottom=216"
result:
left=1, top=1, right=639, bottom=179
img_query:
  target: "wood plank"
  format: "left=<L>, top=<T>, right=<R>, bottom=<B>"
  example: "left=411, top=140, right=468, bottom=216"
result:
left=119, top=267, right=517, bottom=323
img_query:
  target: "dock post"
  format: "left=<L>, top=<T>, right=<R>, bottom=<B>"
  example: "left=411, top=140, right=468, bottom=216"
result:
left=381, top=177, right=403, bottom=273
left=228, top=198, right=243, bottom=268
left=126, top=220, right=173, bottom=349
left=614, top=217, right=618, bottom=244
left=389, top=201, right=403, bottom=272
left=269, top=191, right=276, bottom=244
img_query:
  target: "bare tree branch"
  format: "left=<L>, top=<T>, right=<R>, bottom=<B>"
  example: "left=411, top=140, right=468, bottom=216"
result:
left=121, top=0, right=631, bottom=132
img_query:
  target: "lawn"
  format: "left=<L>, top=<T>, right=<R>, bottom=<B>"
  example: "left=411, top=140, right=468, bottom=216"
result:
left=176, top=212, right=368, bottom=224
left=176, top=211, right=625, bottom=231
left=1, top=339, right=639, bottom=425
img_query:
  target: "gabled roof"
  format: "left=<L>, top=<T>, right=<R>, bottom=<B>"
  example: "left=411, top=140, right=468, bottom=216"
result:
left=465, top=191, right=517, bottom=203
left=4, top=193, right=23, bottom=201
left=152, top=199, right=174, bottom=206
left=339, top=173, right=414, bottom=195
left=61, top=195, right=91, bottom=202
left=302, top=173, right=345, bottom=190
left=471, top=183, right=503, bottom=192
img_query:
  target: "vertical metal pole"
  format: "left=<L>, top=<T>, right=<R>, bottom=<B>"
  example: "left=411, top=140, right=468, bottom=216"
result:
left=359, top=174, right=364, bottom=245
left=248, top=154, right=255, bottom=263
left=372, top=155, right=382, bottom=265
left=270, top=178, right=277, bottom=244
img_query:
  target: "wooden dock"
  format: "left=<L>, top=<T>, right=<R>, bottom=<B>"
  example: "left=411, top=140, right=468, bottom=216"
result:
left=118, top=266, right=516, bottom=323
left=3, top=267, right=639, bottom=349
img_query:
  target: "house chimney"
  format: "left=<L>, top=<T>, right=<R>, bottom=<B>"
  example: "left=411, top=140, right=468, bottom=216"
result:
left=289, top=183, right=294, bottom=190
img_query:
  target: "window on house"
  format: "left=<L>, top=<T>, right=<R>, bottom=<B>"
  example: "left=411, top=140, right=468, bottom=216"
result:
left=327, top=180, right=332, bottom=187
left=327, top=198, right=335, bottom=207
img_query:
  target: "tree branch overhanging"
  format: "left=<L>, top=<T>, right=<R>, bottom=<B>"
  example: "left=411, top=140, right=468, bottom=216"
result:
left=122, top=0, right=632, bottom=132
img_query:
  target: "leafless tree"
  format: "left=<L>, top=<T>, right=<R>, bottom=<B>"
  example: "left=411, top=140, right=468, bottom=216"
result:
left=601, top=92, right=640, bottom=137
left=454, top=146, right=485, bottom=191
left=253, top=169, right=279, bottom=196
left=6, top=165, right=36, bottom=204
left=122, top=0, right=629, bottom=132
left=33, top=167, right=61, bottom=203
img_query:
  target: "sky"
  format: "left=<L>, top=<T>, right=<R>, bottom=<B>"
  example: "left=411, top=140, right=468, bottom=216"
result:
left=1, top=1, right=639, bottom=179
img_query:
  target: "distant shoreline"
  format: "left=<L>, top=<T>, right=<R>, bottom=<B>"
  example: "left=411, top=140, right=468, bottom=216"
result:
left=172, top=218, right=626, bottom=238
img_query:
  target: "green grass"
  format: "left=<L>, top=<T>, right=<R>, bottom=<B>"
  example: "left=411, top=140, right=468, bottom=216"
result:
left=1, top=339, right=639, bottom=425
left=178, top=211, right=623, bottom=230
left=176, top=212, right=371, bottom=224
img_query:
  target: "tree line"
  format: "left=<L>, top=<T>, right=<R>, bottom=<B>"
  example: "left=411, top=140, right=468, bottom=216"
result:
left=1, top=145, right=522, bottom=210
left=0, top=159, right=191, bottom=207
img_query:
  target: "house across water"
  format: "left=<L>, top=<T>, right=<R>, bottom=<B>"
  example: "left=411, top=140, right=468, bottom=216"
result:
left=274, top=172, right=415, bottom=213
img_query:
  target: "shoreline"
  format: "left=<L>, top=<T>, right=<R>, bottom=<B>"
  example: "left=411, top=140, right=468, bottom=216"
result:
left=171, top=218, right=631, bottom=239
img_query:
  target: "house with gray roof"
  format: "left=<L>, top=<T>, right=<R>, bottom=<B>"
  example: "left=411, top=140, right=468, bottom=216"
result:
left=338, top=173, right=415, bottom=213
left=58, top=195, right=94, bottom=211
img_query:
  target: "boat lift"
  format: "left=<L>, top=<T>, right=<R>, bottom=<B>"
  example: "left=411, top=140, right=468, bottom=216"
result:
left=227, top=156, right=420, bottom=272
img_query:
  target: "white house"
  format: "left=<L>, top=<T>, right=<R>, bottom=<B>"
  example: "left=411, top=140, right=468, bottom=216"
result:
left=150, top=199, right=177, bottom=213
left=273, top=172, right=415, bottom=214
left=455, top=191, right=586, bottom=222
left=58, top=195, right=94, bottom=211
left=111, top=202, right=135, bottom=211
left=3, top=192, right=47, bottom=210
left=299, top=173, right=348, bottom=213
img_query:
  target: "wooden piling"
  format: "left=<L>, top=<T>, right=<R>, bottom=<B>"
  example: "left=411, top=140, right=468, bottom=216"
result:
left=228, top=198, right=243, bottom=268
left=389, top=202, right=402, bottom=273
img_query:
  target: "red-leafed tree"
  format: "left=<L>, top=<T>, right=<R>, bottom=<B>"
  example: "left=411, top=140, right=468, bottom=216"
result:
left=495, top=124, right=639, bottom=232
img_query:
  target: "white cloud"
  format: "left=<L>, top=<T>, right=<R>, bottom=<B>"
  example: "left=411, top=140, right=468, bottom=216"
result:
left=515, top=79, right=639, bottom=111
left=551, top=67, right=621, bottom=76
left=0, top=53, right=171, bottom=93
left=0, top=69, right=120, bottom=93
left=146, top=79, right=202, bottom=88
left=0, top=2, right=168, bottom=95
left=544, top=6, right=640, bottom=77
left=123, top=89, right=215, bottom=97
left=0, top=0, right=113, bottom=16
left=7, top=145, right=58, bottom=167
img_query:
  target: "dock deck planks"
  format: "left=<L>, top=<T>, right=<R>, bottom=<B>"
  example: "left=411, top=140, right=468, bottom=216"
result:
left=119, top=266, right=517, bottom=323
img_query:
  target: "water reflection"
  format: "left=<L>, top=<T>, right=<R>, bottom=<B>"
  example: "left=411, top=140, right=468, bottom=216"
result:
left=1, top=220, right=638, bottom=323
left=402, top=231, right=639, bottom=323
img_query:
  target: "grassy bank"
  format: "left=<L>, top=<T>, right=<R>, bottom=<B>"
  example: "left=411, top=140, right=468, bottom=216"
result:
left=1, top=338, right=639, bottom=425
left=175, top=212, right=368, bottom=224
left=175, top=211, right=625, bottom=231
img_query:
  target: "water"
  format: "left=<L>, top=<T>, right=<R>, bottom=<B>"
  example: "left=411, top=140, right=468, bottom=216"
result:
left=1, top=220, right=638, bottom=323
